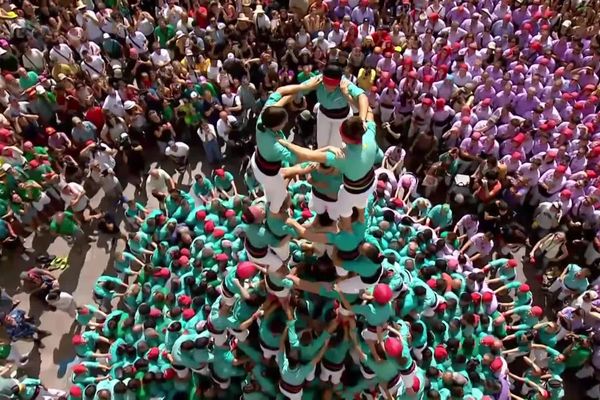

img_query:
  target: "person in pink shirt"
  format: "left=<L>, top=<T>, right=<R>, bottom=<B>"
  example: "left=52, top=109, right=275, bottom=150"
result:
left=529, top=164, right=568, bottom=205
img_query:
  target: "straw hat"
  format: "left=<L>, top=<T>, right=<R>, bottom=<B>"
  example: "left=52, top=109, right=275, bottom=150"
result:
left=237, top=13, right=253, bottom=23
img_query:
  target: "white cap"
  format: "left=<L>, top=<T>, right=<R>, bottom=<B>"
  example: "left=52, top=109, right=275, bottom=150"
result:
left=190, top=91, right=198, bottom=99
left=175, top=30, right=185, bottom=38
left=124, top=100, right=136, bottom=110
left=217, top=22, right=226, bottom=30
left=317, top=31, right=325, bottom=38
left=227, top=53, right=234, bottom=60
left=103, top=33, right=110, bottom=39
left=35, top=85, right=46, bottom=95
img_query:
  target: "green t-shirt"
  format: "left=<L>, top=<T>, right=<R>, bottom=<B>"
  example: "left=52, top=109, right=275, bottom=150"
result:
left=277, top=351, right=314, bottom=386
left=214, top=172, right=234, bottom=191
left=241, top=223, right=279, bottom=249
left=326, top=221, right=366, bottom=252
left=50, top=211, right=78, bottom=235
left=154, top=25, right=175, bottom=48
left=310, top=167, right=342, bottom=199
left=312, top=75, right=364, bottom=110
left=19, top=71, right=39, bottom=90
left=325, top=121, right=378, bottom=181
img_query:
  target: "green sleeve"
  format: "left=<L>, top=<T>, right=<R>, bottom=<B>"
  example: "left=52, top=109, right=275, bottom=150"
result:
left=264, top=92, right=283, bottom=107
left=288, top=321, right=300, bottom=348
left=348, top=81, right=365, bottom=98
left=325, top=151, right=343, bottom=169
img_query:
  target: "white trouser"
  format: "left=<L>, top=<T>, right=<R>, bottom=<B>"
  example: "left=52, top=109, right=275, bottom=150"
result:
left=247, top=248, right=284, bottom=271
left=228, top=328, right=249, bottom=342
left=309, top=193, right=340, bottom=220
left=260, top=343, right=278, bottom=360
left=211, top=374, right=230, bottom=390
left=335, top=265, right=349, bottom=277
left=411, top=344, right=427, bottom=362
left=220, top=287, right=236, bottom=306
left=210, top=328, right=228, bottom=347
left=191, top=364, right=210, bottom=376
left=337, top=271, right=381, bottom=294
left=279, top=384, right=304, bottom=400
left=336, top=181, right=377, bottom=218
left=173, top=366, right=190, bottom=379
left=271, top=242, right=290, bottom=262
left=400, top=364, right=417, bottom=388
left=316, top=107, right=351, bottom=148
left=250, top=153, right=287, bottom=213
left=319, top=361, right=345, bottom=385
left=379, top=376, right=403, bottom=398
left=361, top=327, right=379, bottom=341
left=359, top=363, right=376, bottom=380
left=265, top=274, right=291, bottom=298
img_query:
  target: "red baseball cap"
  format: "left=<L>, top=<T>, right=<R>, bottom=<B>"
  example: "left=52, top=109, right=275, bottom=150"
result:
left=531, top=306, right=543, bottom=317
left=384, top=337, right=403, bottom=357
left=519, top=284, right=530, bottom=293
left=237, top=261, right=258, bottom=279
left=422, top=97, right=433, bottom=106
left=373, top=283, right=393, bottom=304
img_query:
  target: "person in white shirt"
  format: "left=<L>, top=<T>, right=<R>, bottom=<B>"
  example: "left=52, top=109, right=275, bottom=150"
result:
left=216, top=111, right=237, bottom=149
left=533, top=201, right=562, bottom=232
left=150, top=42, right=171, bottom=68
left=21, top=45, right=46, bottom=73
left=102, top=88, right=126, bottom=117
left=80, top=51, right=105, bottom=81
left=78, top=40, right=102, bottom=57
left=328, top=22, right=344, bottom=46
left=221, top=88, right=242, bottom=116
left=125, top=24, right=148, bottom=54
left=147, top=168, right=175, bottom=207
left=197, top=120, right=222, bottom=165
left=165, top=141, right=192, bottom=178
left=76, top=8, right=104, bottom=42
left=60, top=181, right=89, bottom=214
left=45, top=289, right=77, bottom=318
left=49, top=42, right=74, bottom=65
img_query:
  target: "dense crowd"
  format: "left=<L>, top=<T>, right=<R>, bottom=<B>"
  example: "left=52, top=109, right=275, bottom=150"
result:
left=0, top=0, right=600, bottom=399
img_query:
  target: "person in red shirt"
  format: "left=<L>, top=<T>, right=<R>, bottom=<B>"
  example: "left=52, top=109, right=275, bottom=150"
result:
left=372, top=25, right=391, bottom=48
left=190, top=1, right=208, bottom=29
left=474, top=170, right=503, bottom=209
left=308, top=0, right=329, bottom=16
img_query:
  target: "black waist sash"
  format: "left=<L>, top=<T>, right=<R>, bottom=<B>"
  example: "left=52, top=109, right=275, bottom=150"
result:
left=255, top=150, right=281, bottom=177
left=343, top=168, right=375, bottom=194
left=319, top=104, right=350, bottom=119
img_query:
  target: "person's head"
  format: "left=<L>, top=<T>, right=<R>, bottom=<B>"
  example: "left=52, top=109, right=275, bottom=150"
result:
left=322, top=64, right=343, bottom=92
left=340, top=116, right=366, bottom=145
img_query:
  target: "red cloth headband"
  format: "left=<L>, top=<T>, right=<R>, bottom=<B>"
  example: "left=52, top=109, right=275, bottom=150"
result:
left=323, top=76, right=341, bottom=86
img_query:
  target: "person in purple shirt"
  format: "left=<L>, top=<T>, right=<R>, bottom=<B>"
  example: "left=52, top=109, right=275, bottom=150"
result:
left=511, top=2, right=531, bottom=27
left=376, top=52, right=396, bottom=75
left=513, top=87, right=540, bottom=118
left=332, top=0, right=351, bottom=20
left=363, top=48, right=382, bottom=69
left=350, top=0, right=374, bottom=25
left=475, top=77, right=497, bottom=103
left=492, top=14, right=514, bottom=37
left=446, top=4, right=471, bottom=25
left=564, top=42, right=585, bottom=66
